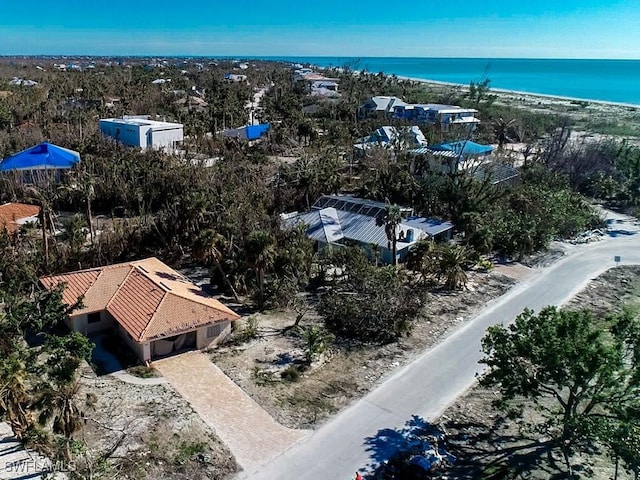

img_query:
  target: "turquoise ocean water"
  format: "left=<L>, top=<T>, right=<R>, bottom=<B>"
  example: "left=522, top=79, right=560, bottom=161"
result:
left=259, top=57, right=640, bottom=106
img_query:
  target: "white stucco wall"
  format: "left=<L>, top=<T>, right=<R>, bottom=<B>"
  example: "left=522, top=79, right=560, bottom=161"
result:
left=69, top=311, right=113, bottom=335
left=197, top=321, right=232, bottom=350
left=99, top=120, right=143, bottom=147
left=148, top=126, right=184, bottom=149
left=99, top=120, right=183, bottom=149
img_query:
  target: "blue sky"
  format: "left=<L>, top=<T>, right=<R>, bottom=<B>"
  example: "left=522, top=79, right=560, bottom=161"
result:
left=1, top=0, right=639, bottom=58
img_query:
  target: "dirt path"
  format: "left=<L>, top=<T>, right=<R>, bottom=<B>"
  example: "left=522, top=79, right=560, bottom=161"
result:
left=246, top=86, right=269, bottom=125
left=154, top=352, right=308, bottom=472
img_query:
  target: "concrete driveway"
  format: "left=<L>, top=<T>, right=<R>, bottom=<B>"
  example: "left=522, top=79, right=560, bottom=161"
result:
left=153, top=351, right=307, bottom=472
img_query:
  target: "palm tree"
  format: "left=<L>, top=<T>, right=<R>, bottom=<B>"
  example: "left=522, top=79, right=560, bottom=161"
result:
left=492, top=117, right=517, bottom=150
left=64, top=165, right=96, bottom=245
left=437, top=244, right=472, bottom=290
left=25, top=185, right=58, bottom=266
left=376, top=204, right=403, bottom=266
left=406, top=239, right=438, bottom=286
left=245, top=230, right=276, bottom=306
left=192, top=229, right=240, bottom=302
left=0, top=355, right=32, bottom=440
left=34, top=380, right=92, bottom=461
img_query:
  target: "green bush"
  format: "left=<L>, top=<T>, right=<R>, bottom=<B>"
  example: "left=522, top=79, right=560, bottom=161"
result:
left=127, top=365, right=158, bottom=378
left=319, top=261, right=422, bottom=343
left=476, top=259, right=494, bottom=272
left=280, top=365, right=302, bottom=382
left=237, top=316, right=260, bottom=342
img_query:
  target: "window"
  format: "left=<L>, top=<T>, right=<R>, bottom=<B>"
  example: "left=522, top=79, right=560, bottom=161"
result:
left=206, top=324, right=222, bottom=338
left=87, top=312, right=101, bottom=324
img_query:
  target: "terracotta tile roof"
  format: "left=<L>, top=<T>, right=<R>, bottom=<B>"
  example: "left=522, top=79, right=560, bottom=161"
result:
left=0, top=203, right=40, bottom=234
left=40, top=257, right=240, bottom=342
left=40, top=269, right=100, bottom=307
left=106, top=268, right=166, bottom=341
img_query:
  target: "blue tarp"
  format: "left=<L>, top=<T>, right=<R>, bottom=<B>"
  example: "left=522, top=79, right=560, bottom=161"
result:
left=0, top=142, right=80, bottom=171
left=428, top=140, right=493, bottom=156
left=245, top=123, right=270, bottom=140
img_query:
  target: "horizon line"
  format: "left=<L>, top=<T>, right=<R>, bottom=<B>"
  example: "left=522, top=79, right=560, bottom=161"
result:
left=1, top=54, right=639, bottom=62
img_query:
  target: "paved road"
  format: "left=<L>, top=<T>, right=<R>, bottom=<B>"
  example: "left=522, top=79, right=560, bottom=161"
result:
left=245, top=213, right=640, bottom=480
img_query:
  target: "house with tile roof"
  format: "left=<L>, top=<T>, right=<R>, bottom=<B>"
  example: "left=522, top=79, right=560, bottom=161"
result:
left=40, top=257, right=241, bottom=363
left=0, top=203, right=40, bottom=236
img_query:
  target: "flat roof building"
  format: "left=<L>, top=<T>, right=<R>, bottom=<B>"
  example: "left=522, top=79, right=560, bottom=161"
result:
left=99, top=116, right=184, bottom=150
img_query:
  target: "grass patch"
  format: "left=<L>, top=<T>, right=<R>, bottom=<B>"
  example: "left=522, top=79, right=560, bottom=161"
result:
left=584, top=120, right=640, bottom=137
left=127, top=365, right=158, bottom=378
left=280, top=365, right=302, bottom=382
left=174, top=441, right=207, bottom=465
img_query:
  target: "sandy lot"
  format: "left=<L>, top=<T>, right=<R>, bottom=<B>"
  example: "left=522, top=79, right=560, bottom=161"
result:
left=212, top=270, right=516, bottom=430
left=76, top=366, right=238, bottom=480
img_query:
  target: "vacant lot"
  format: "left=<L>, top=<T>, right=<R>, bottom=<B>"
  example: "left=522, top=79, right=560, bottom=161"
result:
left=77, top=367, right=238, bottom=480
left=212, top=270, right=515, bottom=429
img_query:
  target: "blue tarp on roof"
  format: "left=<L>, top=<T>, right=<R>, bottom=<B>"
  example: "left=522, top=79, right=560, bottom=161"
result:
left=245, top=123, right=270, bottom=140
left=429, top=140, right=493, bottom=156
left=0, top=142, right=80, bottom=171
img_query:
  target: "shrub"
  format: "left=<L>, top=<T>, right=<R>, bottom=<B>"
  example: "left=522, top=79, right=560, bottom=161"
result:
left=237, top=316, right=260, bottom=342
left=319, top=264, right=422, bottom=343
left=127, top=365, right=157, bottom=378
left=476, top=259, right=494, bottom=272
left=302, top=325, right=332, bottom=364
left=280, top=365, right=301, bottom=382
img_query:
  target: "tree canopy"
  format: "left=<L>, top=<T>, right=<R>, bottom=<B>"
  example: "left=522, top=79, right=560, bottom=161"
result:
left=480, top=306, right=640, bottom=477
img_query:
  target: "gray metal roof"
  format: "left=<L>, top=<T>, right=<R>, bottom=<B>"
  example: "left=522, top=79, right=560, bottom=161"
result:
left=312, top=195, right=412, bottom=217
left=402, top=216, right=455, bottom=237
left=473, top=162, right=520, bottom=185
left=284, top=206, right=454, bottom=249
left=365, top=96, right=406, bottom=112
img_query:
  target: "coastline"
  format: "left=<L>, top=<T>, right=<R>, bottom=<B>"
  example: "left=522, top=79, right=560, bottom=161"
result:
left=304, top=59, right=639, bottom=109
left=397, top=75, right=640, bottom=109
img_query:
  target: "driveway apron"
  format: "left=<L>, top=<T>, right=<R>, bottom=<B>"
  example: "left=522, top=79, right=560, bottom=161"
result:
left=154, top=351, right=307, bottom=471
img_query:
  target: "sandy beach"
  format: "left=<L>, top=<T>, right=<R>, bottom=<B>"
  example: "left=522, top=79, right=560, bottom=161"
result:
left=390, top=74, right=640, bottom=143
left=398, top=75, right=640, bottom=109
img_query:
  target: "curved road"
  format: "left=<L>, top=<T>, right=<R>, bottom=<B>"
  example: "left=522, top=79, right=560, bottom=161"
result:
left=245, top=211, right=640, bottom=480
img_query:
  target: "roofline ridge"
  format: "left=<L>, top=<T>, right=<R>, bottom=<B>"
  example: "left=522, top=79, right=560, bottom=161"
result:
left=138, top=293, right=170, bottom=342
left=104, top=264, right=136, bottom=311
left=140, top=292, right=239, bottom=343
left=105, top=265, right=168, bottom=342
left=164, top=289, right=241, bottom=318
left=41, top=260, right=135, bottom=280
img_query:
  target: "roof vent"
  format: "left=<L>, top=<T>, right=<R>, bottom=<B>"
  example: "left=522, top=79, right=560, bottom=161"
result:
left=159, top=281, right=172, bottom=291
left=138, top=266, right=149, bottom=273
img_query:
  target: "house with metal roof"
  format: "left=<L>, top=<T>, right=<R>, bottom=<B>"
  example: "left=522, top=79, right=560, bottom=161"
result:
left=283, top=195, right=453, bottom=264
left=354, top=126, right=428, bottom=153
left=311, top=80, right=341, bottom=98
left=40, top=257, right=241, bottom=363
left=408, top=141, right=519, bottom=186
left=357, top=96, right=407, bottom=118
left=392, top=104, right=479, bottom=131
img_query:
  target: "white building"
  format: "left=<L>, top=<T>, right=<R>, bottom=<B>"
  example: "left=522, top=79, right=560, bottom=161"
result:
left=99, top=116, right=184, bottom=150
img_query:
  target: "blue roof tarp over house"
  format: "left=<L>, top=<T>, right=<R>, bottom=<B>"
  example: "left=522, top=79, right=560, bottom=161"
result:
left=245, top=123, right=270, bottom=140
left=429, top=141, right=493, bottom=156
left=0, top=142, right=80, bottom=171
